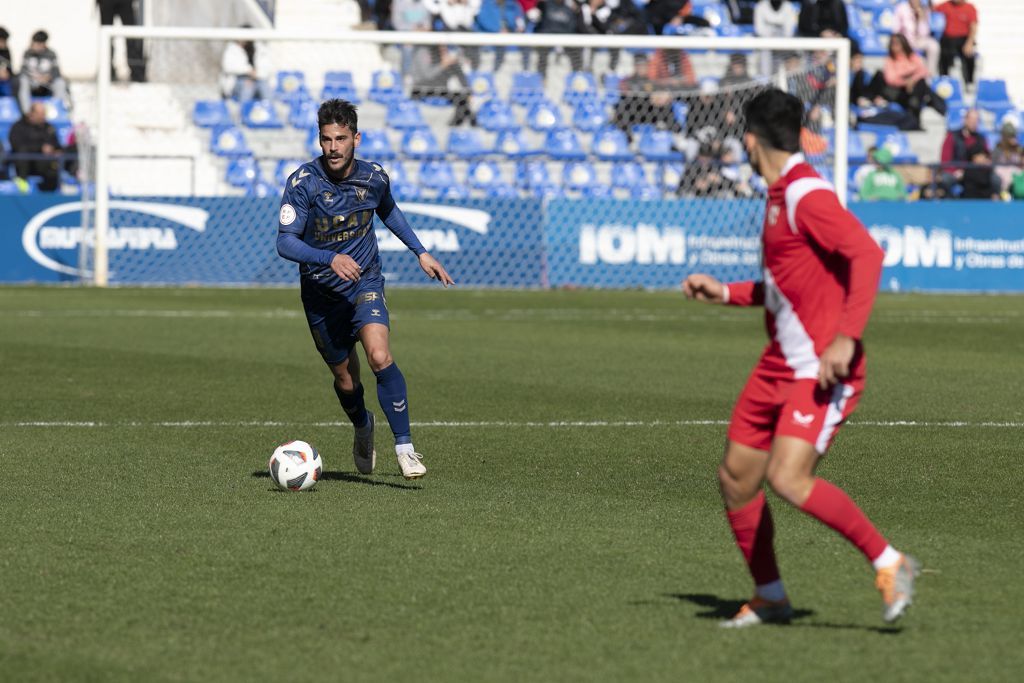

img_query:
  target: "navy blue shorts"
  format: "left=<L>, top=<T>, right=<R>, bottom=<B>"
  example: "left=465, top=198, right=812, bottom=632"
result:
left=301, top=274, right=390, bottom=365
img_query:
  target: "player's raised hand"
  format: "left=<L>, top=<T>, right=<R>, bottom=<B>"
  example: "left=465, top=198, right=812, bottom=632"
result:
left=330, top=254, right=362, bottom=282
left=682, top=274, right=725, bottom=303
left=418, top=252, right=455, bottom=288
left=818, top=334, right=856, bottom=389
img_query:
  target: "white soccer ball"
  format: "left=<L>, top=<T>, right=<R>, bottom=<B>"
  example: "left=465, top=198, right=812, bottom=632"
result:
left=268, top=440, right=322, bottom=492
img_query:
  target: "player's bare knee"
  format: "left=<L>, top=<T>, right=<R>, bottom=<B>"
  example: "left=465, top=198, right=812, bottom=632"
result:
left=366, top=349, right=393, bottom=372
left=766, top=467, right=809, bottom=505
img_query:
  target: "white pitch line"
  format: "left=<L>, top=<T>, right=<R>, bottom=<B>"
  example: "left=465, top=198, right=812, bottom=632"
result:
left=3, top=420, right=1023, bottom=428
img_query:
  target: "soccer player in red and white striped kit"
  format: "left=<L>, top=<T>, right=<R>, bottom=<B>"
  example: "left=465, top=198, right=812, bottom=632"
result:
left=684, top=89, right=919, bottom=628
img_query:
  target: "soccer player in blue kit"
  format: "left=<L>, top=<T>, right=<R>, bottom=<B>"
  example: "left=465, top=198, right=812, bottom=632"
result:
left=277, top=99, right=454, bottom=479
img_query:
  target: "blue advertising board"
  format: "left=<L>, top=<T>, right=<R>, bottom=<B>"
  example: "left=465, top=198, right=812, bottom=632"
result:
left=0, top=195, right=544, bottom=288
left=1, top=194, right=1021, bottom=292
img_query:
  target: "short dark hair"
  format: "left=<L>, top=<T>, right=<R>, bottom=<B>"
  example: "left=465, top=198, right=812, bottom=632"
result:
left=32, top=30, right=48, bottom=44
left=744, top=88, right=802, bottom=153
left=317, top=99, right=358, bottom=134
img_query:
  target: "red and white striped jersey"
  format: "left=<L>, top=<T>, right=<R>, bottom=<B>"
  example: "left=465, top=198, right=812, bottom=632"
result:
left=724, top=154, right=885, bottom=379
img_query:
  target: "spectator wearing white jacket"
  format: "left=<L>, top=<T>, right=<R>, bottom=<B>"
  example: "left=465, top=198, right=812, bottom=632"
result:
left=220, top=33, right=271, bottom=102
left=894, top=0, right=940, bottom=77
left=754, top=0, right=798, bottom=75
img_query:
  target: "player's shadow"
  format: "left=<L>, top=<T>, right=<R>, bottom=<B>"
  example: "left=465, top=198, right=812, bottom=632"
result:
left=250, top=470, right=422, bottom=491
left=663, top=593, right=903, bottom=634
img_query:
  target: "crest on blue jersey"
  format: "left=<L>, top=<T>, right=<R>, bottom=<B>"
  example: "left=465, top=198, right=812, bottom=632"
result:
left=355, top=187, right=368, bottom=202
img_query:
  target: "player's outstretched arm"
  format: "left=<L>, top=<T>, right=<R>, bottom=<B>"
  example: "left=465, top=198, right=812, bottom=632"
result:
left=418, top=252, right=455, bottom=287
left=682, top=274, right=726, bottom=303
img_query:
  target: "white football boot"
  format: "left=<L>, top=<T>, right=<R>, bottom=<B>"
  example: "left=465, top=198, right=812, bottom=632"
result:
left=352, top=412, right=376, bottom=475
left=395, top=444, right=426, bottom=480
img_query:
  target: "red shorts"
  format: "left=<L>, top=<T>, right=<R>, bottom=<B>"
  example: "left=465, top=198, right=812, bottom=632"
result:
left=727, top=364, right=865, bottom=454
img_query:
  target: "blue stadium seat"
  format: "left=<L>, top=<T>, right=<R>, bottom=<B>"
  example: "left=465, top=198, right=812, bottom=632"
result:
left=845, top=2, right=864, bottom=31
left=322, top=71, right=360, bottom=103
left=632, top=184, right=663, bottom=201
left=929, top=11, right=946, bottom=38
left=526, top=100, right=564, bottom=132
left=516, top=160, right=553, bottom=189
left=847, top=131, right=868, bottom=165
left=611, top=161, right=648, bottom=190
left=0, top=97, right=19, bottom=124
left=288, top=98, right=317, bottom=129
left=467, top=72, right=497, bottom=100
left=485, top=184, right=520, bottom=198
left=246, top=180, right=278, bottom=198
left=418, top=160, right=458, bottom=189
left=572, top=97, right=609, bottom=132
left=658, top=162, right=686, bottom=192
left=876, top=131, right=918, bottom=164
left=545, top=128, right=586, bottom=160
left=447, top=128, right=488, bottom=159
left=401, top=128, right=443, bottom=160
left=193, top=99, right=233, bottom=128
left=932, top=76, right=965, bottom=110
left=592, top=127, right=633, bottom=161
left=976, top=79, right=1015, bottom=119
left=386, top=100, right=426, bottom=130
left=561, top=161, right=599, bottom=191
left=436, top=184, right=471, bottom=200
left=672, top=101, right=689, bottom=130
left=274, top=71, right=309, bottom=102
left=273, top=159, right=304, bottom=186
left=581, top=184, right=613, bottom=199
left=37, top=98, right=71, bottom=126
left=602, top=73, right=622, bottom=106
left=477, top=99, right=519, bottom=132
left=0, top=122, right=11, bottom=151
left=0, top=179, right=21, bottom=194
left=360, top=129, right=397, bottom=160
left=210, top=126, right=250, bottom=156
left=871, top=7, right=897, bottom=35
left=390, top=181, right=421, bottom=201
left=55, top=124, right=74, bottom=147
left=856, top=120, right=900, bottom=136
left=563, top=71, right=598, bottom=107
left=225, top=156, right=262, bottom=187
left=467, top=160, right=504, bottom=189
left=852, top=27, right=887, bottom=57
left=369, top=70, right=404, bottom=104
left=494, top=128, right=539, bottom=157
left=382, top=160, right=407, bottom=183
left=855, top=0, right=890, bottom=9
left=946, top=106, right=967, bottom=131
left=510, top=72, right=544, bottom=107
left=240, top=100, right=283, bottom=128
left=638, top=129, right=683, bottom=162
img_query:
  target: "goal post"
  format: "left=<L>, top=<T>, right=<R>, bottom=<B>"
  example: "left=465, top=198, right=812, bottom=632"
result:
left=89, top=24, right=850, bottom=287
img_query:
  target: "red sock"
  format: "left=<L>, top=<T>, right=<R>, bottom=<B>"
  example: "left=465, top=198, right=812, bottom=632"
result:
left=799, top=478, right=888, bottom=563
left=725, top=490, right=780, bottom=585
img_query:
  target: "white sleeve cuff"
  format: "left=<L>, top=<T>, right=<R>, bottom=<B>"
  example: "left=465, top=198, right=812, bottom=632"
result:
left=721, top=284, right=730, bottom=304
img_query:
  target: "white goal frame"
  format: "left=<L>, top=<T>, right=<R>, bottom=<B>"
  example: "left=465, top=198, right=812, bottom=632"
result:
left=93, top=25, right=850, bottom=286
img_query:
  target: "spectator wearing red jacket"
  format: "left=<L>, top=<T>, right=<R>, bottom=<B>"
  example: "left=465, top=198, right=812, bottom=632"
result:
left=934, top=0, right=978, bottom=88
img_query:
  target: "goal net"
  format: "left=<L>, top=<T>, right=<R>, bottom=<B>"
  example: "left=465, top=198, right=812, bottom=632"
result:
left=83, top=25, right=849, bottom=287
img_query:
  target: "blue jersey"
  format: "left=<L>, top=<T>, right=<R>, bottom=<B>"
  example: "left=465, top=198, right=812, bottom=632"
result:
left=277, top=157, right=425, bottom=295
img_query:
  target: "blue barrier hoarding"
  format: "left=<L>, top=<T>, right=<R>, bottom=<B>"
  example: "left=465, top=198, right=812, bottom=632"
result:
left=0, top=196, right=544, bottom=288
left=1, top=194, right=1021, bottom=291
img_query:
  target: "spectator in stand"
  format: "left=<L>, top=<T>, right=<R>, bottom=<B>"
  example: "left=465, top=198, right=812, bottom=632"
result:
left=425, top=0, right=482, bottom=67
left=754, top=1, right=798, bottom=75
left=590, top=0, right=648, bottom=71
left=18, top=31, right=69, bottom=115
left=934, top=0, right=978, bottom=90
left=97, top=0, right=147, bottom=83
left=473, top=0, right=526, bottom=71
left=219, top=29, right=271, bottom=101
left=940, top=108, right=997, bottom=198
left=894, top=0, right=940, bottom=77
left=796, top=0, right=848, bottom=38
left=8, top=101, right=62, bottom=192
left=992, top=119, right=1024, bottom=195
left=409, top=44, right=475, bottom=126
left=392, top=0, right=433, bottom=76
left=0, top=27, right=13, bottom=97
left=677, top=140, right=744, bottom=198
left=529, top=0, right=586, bottom=79
left=725, top=1, right=758, bottom=26
left=612, top=53, right=685, bottom=139
left=850, top=43, right=876, bottom=108
left=872, top=33, right=946, bottom=128
left=859, top=147, right=908, bottom=201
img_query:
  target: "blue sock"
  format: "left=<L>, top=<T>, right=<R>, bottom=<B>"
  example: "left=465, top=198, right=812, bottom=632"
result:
left=334, top=382, right=369, bottom=430
left=373, top=363, right=411, bottom=445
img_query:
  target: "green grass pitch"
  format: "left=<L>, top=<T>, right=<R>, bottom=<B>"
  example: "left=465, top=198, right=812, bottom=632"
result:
left=1, top=286, right=1021, bottom=682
